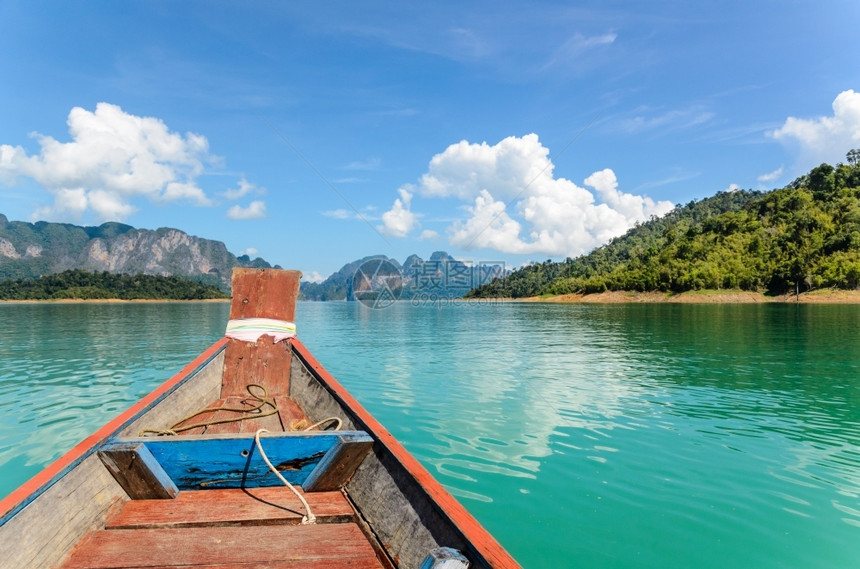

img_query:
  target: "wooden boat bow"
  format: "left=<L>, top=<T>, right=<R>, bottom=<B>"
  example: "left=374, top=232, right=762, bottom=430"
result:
left=0, top=268, right=521, bottom=569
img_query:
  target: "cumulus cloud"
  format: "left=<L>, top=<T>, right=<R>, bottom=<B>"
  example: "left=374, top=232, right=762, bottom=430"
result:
left=227, top=200, right=266, bottom=220
left=222, top=178, right=263, bottom=200
left=0, top=103, right=221, bottom=222
left=770, top=90, right=860, bottom=164
left=418, top=229, right=439, bottom=240
left=402, top=134, right=673, bottom=257
left=379, top=188, right=418, bottom=237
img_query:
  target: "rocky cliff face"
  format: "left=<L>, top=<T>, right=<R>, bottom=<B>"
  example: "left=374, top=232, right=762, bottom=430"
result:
left=0, top=214, right=274, bottom=289
left=299, top=251, right=509, bottom=301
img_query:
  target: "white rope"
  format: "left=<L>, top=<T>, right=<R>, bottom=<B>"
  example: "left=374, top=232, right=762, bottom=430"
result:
left=254, top=429, right=316, bottom=524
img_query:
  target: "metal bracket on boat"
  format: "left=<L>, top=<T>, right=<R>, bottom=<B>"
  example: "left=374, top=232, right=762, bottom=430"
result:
left=419, top=547, right=470, bottom=569
left=98, top=431, right=374, bottom=500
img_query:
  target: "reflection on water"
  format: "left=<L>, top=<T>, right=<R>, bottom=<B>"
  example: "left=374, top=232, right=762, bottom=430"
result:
left=1, top=301, right=859, bottom=569
left=297, top=302, right=860, bottom=569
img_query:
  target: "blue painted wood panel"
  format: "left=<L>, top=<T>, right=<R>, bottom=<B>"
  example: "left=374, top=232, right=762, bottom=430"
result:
left=103, top=432, right=372, bottom=490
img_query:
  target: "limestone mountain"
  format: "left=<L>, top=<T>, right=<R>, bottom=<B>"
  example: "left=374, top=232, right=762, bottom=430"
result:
left=300, top=251, right=508, bottom=301
left=0, top=214, right=275, bottom=290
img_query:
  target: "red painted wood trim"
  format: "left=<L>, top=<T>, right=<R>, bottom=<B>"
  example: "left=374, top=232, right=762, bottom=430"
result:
left=290, top=339, right=521, bottom=569
left=0, top=338, right=229, bottom=520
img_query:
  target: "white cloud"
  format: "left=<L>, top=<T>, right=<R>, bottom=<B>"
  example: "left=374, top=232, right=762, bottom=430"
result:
left=725, top=183, right=740, bottom=193
left=406, top=134, right=674, bottom=257
left=227, top=200, right=266, bottom=220
left=322, top=208, right=353, bottom=219
left=322, top=206, right=379, bottom=221
left=379, top=188, right=418, bottom=237
left=163, top=181, right=212, bottom=205
left=222, top=178, right=263, bottom=200
left=31, top=188, right=90, bottom=221
left=0, top=103, right=221, bottom=222
left=757, top=167, right=783, bottom=183
left=418, top=229, right=439, bottom=240
left=448, top=189, right=526, bottom=252
left=302, top=270, right=327, bottom=283
left=240, top=247, right=259, bottom=257
left=770, top=90, right=860, bottom=165
left=417, top=134, right=553, bottom=201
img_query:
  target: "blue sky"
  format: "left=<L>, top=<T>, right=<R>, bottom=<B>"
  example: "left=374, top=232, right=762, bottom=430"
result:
left=1, top=1, right=859, bottom=281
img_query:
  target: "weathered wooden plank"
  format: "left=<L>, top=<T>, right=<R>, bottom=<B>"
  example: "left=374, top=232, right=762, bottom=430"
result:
left=106, top=487, right=355, bottom=528
left=304, top=434, right=374, bottom=492
left=103, top=431, right=371, bottom=490
left=221, top=269, right=301, bottom=398
left=61, top=523, right=380, bottom=568
left=275, top=395, right=310, bottom=432
left=221, top=337, right=293, bottom=397
left=228, top=268, right=301, bottom=322
left=133, top=561, right=383, bottom=569
left=99, top=442, right=179, bottom=500
left=0, top=454, right=127, bottom=569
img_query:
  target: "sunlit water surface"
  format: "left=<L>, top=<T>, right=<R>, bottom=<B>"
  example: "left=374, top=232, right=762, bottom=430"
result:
left=1, top=301, right=858, bottom=568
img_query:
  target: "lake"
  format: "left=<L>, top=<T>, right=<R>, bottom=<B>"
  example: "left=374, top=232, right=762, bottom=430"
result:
left=1, top=300, right=859, bottom=568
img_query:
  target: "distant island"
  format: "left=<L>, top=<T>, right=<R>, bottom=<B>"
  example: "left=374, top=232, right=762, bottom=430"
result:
left=0, top=216, right=276, bottom=291
left=468, top=153, right=860, bottom=301
left=299, top=251, right=507, bottom=301
left=0, top=269, right=228, bottom=301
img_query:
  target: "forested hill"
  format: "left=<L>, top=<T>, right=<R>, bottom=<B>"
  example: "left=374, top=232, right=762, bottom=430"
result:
left=467, top=157, right=860, bottom=298
left=0, top=216, right=274, bottom=290
left=0, top=270, right=228, bottom=300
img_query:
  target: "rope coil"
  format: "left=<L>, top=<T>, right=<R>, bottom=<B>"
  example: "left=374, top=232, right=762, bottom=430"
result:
left=140, top=383, right=278, bottom=437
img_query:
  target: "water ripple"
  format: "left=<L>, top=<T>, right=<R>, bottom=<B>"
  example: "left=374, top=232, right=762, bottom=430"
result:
left=3, top=301, right=860, bottom=569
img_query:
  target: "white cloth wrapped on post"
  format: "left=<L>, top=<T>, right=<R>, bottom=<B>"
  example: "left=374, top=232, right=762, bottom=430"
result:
left=225, top=318, right=296, bottom=343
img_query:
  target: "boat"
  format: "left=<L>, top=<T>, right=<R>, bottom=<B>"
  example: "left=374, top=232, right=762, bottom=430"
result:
left=0, top=268, right=520, bottom=569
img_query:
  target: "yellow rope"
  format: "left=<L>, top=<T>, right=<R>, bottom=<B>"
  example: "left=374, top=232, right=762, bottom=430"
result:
left=140, top=383, right=279, bottom=436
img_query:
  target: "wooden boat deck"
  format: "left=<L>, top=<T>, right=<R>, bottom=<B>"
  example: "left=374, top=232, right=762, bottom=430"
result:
left=59, top=488, right=385, bottom=568
left=58, top=391, right=390, bottom=569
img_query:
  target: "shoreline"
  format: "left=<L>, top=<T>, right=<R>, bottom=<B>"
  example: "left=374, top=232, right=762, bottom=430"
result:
left=4, top=289, right=860, bottom=305
left=0, top=298, right=230, bottom=304
left=516, top=289, right=860, bottom=304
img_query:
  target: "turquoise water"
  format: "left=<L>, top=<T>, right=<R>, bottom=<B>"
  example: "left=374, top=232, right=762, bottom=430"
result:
left=1, top=301, right=859, bottom=568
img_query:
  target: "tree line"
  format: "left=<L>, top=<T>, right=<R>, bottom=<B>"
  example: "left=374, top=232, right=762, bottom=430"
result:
left=0, top=270, right=228, bottom=300
left=467, top=154, right=860, bottom=298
